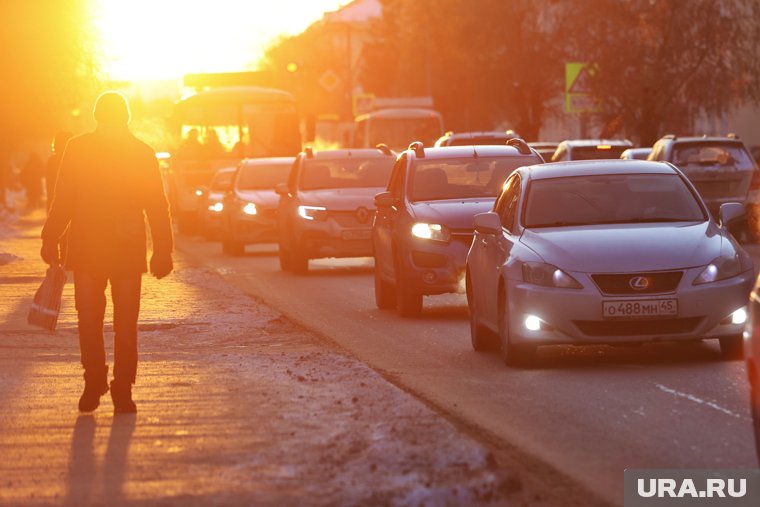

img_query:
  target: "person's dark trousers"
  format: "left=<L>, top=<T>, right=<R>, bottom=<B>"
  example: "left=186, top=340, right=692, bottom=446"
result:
left=74, top=270, right=142, bottom=385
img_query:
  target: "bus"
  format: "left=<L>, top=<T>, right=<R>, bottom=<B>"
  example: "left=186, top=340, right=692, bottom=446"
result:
left=167, top=85, right=301, bottom=232
left=354, top=107, right=444, bottom=153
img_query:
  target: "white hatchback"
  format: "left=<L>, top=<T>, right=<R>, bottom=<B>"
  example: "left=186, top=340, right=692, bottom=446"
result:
left=466, top=160, right=754, bottom=366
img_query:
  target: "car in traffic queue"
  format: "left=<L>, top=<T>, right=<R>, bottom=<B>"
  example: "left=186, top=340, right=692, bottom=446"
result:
left=529, top=142, right=559, bottom=162
left=220, top=157, right=294, bottom=255
left=551, top=139, right=633, bottom=161
left=620, top=147, right=652, bottom=160
left=466, top=159, right=754, bottom=366
left=373, top=139, right=545, bottom=317
left=434, top=130, right=520, bottom=147
left=746, top=277, right=760, bottom=463
left=276, top=146, right=395, bottom=273
left=197, top=166, right=236, bottom=240
left=648, top=134, right=759, bottom=242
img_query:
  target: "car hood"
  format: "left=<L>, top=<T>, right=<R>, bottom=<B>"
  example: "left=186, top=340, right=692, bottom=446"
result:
left=410, top=199, right=496, bottom=230
left=235, top=189, right=279, bottom=208
left=520, top=221, right=724, bottom=272
left=299, top=187, right=384, bottom=210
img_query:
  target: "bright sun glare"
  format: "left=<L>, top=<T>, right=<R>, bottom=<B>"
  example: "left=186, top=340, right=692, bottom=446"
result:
left=94, top=0, right=349, bottom=81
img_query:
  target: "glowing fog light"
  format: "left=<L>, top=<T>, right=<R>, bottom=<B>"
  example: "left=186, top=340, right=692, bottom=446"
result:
left=208, top=202, right=224, bottom=213
left=731, top=307, right=748, bottom=325
left=524, top=315, right=542, bottom=332
left=243, top=202, right=257, bottom=215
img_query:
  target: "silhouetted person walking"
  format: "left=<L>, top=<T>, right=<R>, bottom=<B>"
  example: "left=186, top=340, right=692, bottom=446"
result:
left=41, top=91, right=173, bottom=414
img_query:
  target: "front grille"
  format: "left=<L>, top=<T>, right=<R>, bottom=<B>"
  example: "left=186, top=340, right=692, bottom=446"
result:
left=592, top=271, right=683, bottom=295
left=573, top=317, right=702, bottom=337
left=330, top=210, right=374, bottom=227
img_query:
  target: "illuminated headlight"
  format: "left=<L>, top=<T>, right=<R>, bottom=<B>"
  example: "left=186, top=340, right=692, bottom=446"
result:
left=298, top=205, right=327, bottom=221
left=731, top=307, right=748, bottom=325
left=693, top=253, right=751, bottom=285
left=411, top=223, right=450, bottom=242
left=524, top=315, right=542, bottom=331
left=242, top=202, right=257, bottom=215
left=522, top=262, right=582, bottom=289
left=195, top=189, right=204, bottom=197
left=208, top=202, right=224, bottom=213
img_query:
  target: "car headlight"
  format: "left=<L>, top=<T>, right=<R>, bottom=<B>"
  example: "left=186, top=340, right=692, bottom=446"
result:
left=411, top=223, right=451, bottom=242
left=298, top=205, right=327, bottom=221
left=242, top=202, right=257, bottom=215
left=522, top=262, right=582, bottom=289
left=208, top=202, right=224, bottom=213
left=693, top=253, right=752, bottom=285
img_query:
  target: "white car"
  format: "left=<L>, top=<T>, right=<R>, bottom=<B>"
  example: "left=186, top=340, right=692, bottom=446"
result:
left=744, top=273, right=760, bottom=463
left=466, top=159, right=754, bottom=366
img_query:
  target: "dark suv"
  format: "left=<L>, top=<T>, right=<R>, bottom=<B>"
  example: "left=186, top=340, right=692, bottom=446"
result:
left=373, top=139, right=544, bottom=317
left=648, top=134, right=759, bottom=240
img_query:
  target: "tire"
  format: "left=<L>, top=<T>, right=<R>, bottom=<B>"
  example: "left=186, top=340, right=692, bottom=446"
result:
left=394, top=254, right=422, bottom=317
left=467, top=272, right=495, bottom=352
left=374, top=264, right=396, bottom=310
left=278, top=240, right=292, bottom=271
left=498, top=289, right=536, bottom=367
left=288, top=232, right=309, bottom=274
left=719, top=335, right=743, bottom=360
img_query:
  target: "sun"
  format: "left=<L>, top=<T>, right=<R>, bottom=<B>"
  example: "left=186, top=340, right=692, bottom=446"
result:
left=94, top=0, right=349, bottom=81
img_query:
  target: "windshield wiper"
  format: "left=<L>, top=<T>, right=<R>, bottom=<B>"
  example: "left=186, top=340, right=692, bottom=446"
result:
left=527, top=221, right=596, bottom=228
left=600, top=217, right=700, bottom=224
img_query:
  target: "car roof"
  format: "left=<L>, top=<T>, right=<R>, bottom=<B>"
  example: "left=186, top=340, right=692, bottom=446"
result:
left=522, top=160, right=677, bottom=180
left=663, top=136, right=745, bottom=144
left=306, top=149, right=394, bottom=159
left=240, top=156, right=294, bottom=166
left=559, top=139, right=633, bottom=147
left=411, top=145, right=540, bottom=160
left=214, top=166, right=237, bottom=173
left=442, top=131, right=516, bottom=139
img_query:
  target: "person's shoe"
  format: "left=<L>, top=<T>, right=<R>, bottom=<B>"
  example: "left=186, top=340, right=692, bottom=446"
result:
left=110, top=380, right=137, bottom=414
left=78, top=365, right=109, bottom=412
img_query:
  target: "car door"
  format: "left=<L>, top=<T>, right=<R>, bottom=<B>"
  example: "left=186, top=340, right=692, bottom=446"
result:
left=480, top=174, right=521, bottom=327
left=374, top=154, right=407, bottom=281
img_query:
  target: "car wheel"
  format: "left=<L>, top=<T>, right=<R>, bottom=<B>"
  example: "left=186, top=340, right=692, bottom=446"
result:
left=374, top=263, right=396, bottom=310
left=467, top=271, right=495, bottom=352
left=289, top=234, right=309, bottom=274
left=498, top=289, right=535, bottom=367
left=719, top=335, right=743, bottom=360
left=394, top=254, right=421, bottom=317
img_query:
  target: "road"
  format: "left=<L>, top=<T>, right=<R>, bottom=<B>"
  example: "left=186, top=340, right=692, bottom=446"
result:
left=178, top=236, right=759, bottom=507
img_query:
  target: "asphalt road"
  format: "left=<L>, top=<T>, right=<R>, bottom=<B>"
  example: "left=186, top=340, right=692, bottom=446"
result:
left=178, top=236, right=760, bottom=507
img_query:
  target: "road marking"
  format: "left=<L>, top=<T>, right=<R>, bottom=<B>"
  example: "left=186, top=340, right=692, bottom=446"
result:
left=655, top=383, right=742, bottom=419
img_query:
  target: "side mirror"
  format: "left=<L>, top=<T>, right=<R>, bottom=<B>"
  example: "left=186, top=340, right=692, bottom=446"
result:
left=374, top=191, right=397, bottom=208
left=719, top=202, right=745, bottom=228
left=473, top=212, right=502, bottom=235
left=275, top=183, right=291, bottom=196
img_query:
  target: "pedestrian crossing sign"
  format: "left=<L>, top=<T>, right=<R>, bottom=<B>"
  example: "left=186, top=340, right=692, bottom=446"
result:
left=565, top=62, right=601, bottom=113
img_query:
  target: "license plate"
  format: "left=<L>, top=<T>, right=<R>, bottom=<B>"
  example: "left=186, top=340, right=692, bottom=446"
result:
left=602, top=299, right=677, bottom=319
left=341, top=229, right=371, bottom=240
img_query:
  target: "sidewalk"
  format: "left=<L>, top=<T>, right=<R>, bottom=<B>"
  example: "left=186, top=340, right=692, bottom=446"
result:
left=0, top=211, right=519, bottom=506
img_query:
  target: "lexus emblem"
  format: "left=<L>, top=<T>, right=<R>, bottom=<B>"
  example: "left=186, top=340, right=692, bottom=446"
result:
left=356, top=207, right=370, bottom=224
left=629, top=276, right=650, bottom=290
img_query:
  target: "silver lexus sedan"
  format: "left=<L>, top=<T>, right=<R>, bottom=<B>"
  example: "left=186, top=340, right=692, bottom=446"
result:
left=466, top=160, right=754, bottom=366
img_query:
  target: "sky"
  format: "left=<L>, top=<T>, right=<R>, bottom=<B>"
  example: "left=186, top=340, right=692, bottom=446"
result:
left=94, top=0, right=351, bottom=81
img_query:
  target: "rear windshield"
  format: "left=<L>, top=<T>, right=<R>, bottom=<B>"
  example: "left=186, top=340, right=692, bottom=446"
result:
left=673, top=142, right=755, bottom=170
left=410, top=156, right=538, bottom=201
left=236, top=163, right=291, bottom=190
left=300, top=157, right=394, bottom=190
left=524, top=173, right=706, bottom=228
left=570, top=146, right=629, bottom=160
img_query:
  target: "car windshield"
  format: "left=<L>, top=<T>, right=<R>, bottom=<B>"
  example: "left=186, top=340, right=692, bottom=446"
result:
left=571, top=146, right=629, bottom=160
left=236, top=163, right=291, bottom=190
left=210, top=170, right=235, bottom=191
left=673, top=142, right=755, bottom=170
left=524, top=173, right=706, bottom=228
left=410, top=156, right=537, bottom=201
left=300, top=157, right=394, bottom=190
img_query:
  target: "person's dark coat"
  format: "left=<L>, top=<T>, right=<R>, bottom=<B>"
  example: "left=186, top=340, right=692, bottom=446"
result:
left=41, top=126, right=173, bottom=276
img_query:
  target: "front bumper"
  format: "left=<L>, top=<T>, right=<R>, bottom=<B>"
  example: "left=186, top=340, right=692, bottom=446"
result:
left=230, top=211, right=279, bottom=244
left=506, top=268, right=754, bottom=346
left=398, top=234, right=473, bottom=296
left=295, top=219, right=373, bottom=259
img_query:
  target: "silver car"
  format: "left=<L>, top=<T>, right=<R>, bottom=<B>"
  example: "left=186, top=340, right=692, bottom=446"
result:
left=466, top=160, right=754, bottom=366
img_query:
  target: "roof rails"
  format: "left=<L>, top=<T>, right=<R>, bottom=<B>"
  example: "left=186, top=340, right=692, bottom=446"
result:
left=376, top=143, right=393, bottom=156
left=727, top=132, right=740, bottom=139
left=507, top=138, right=532, bottom=155
left=408, top=141, right=425, bottom=158
left=304, top=146, right=314, bottom=158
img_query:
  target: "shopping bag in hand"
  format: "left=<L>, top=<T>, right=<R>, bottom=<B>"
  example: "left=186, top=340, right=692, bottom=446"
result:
left=27, top=265, right=67, bottom=331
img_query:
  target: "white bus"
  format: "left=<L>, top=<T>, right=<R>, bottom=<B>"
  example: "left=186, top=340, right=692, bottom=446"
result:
left=354, top=107, right=444, bottom=152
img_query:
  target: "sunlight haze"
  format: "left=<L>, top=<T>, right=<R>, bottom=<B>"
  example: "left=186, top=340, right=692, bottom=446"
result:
left=94, top=0, right=350, bottom=81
